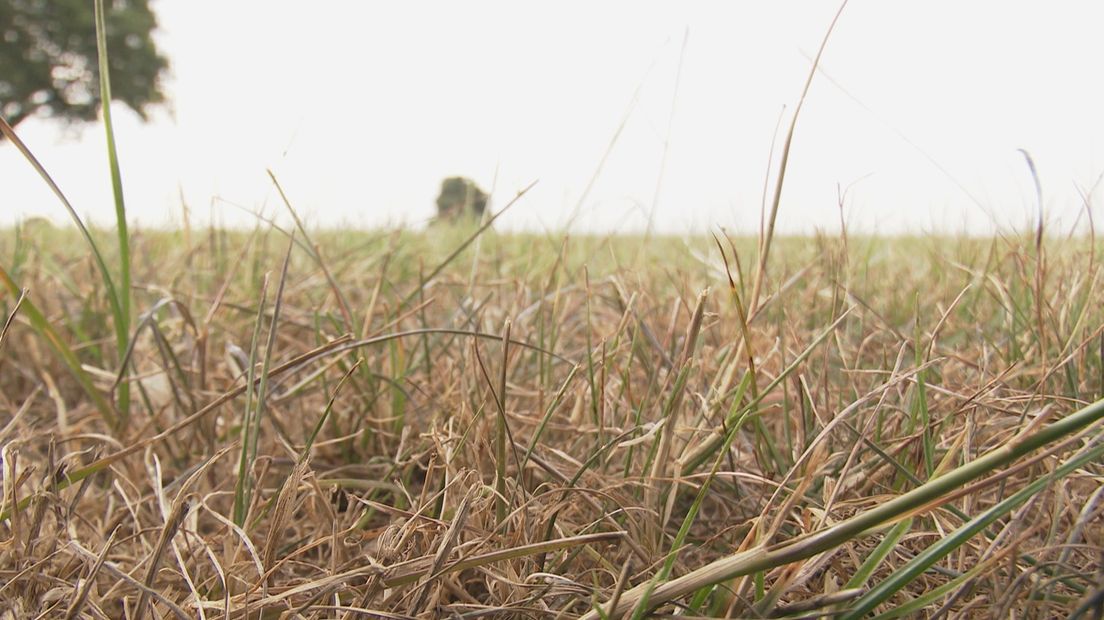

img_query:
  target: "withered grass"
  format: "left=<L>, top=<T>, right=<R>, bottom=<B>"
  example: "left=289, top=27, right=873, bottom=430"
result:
left=1, top=222, right=1102, bottom=618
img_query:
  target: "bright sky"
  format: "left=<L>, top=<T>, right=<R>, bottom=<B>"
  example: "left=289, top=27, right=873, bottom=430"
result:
left=3, top=1, right=1103, bottom=234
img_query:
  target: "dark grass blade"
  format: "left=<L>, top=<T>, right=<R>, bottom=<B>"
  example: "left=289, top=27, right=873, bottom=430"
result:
left=0, top=288, right=27, bottom=356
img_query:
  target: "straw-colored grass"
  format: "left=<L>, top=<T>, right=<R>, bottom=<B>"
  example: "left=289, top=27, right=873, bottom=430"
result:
left=1, top=222, right=1102, bottom=618
left=2, top=2, right=1101, bottom=615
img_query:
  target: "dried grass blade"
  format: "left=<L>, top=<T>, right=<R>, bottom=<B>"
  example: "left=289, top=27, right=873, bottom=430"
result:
left=0, top=265, right=117, bottom=427
left=267, top=169, right=356, bottom=330
left=63, top=526, right=118, bottom=620
left=135, top=497, right=192, bottom=620
left=68, top=541, right=191, bottom=620
left=587, top=396, right=1104, bottom=618
left=408, top=489, right=474, bottom=614
left=383, top=531, right=625, bottom=588
left=749, top=0, right=849, bottom=316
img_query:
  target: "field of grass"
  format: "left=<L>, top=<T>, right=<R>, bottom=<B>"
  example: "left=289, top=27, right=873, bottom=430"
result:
left=1, top=4, right=1102, bottom=615
left=1, top=219, right=1102, bottom=618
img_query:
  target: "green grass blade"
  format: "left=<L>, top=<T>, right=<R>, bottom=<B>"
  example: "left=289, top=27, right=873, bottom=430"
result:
left=0, top=119, right=125, bottom=430
left=843, top=516, right=912, bottom=591
left=520, top=363, right=582, bottom=476
left=233, top=235, right=295, bottom=527
left=842, top=436, right=1104, bottom=619
left=233, top=273, right=270, bottom=527
left=868, top=561, right=994, bottom=620
left=300, top=358, right=361, bottom=463
left=94, top=0, right=132, bottom=420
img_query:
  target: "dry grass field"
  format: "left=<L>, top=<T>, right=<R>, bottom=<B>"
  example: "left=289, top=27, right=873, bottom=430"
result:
left=1, top=4, right=1102, bottom=615
left=1, top=218, right=1102, bottom=618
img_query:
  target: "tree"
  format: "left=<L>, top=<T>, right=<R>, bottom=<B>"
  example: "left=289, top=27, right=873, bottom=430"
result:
left=435, top=177, right=488, bottom=223
left=0, top=0, right=169, bottom=130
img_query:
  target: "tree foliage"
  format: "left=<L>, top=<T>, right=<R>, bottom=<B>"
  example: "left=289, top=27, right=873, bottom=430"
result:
left=0, top=0, right=169, bottom=129
left=435, top=177, right=488, bottom=223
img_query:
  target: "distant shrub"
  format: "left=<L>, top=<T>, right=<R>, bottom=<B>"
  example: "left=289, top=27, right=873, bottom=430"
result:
left=434, top=177, right=488, bottom=224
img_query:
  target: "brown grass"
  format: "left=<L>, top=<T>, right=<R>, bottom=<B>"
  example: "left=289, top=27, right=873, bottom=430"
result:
left=0, top=224, right=1102, bottom=618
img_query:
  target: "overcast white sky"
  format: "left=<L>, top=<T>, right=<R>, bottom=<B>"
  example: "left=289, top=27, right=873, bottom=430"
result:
left=3, top=1, right=1104, bottom=234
